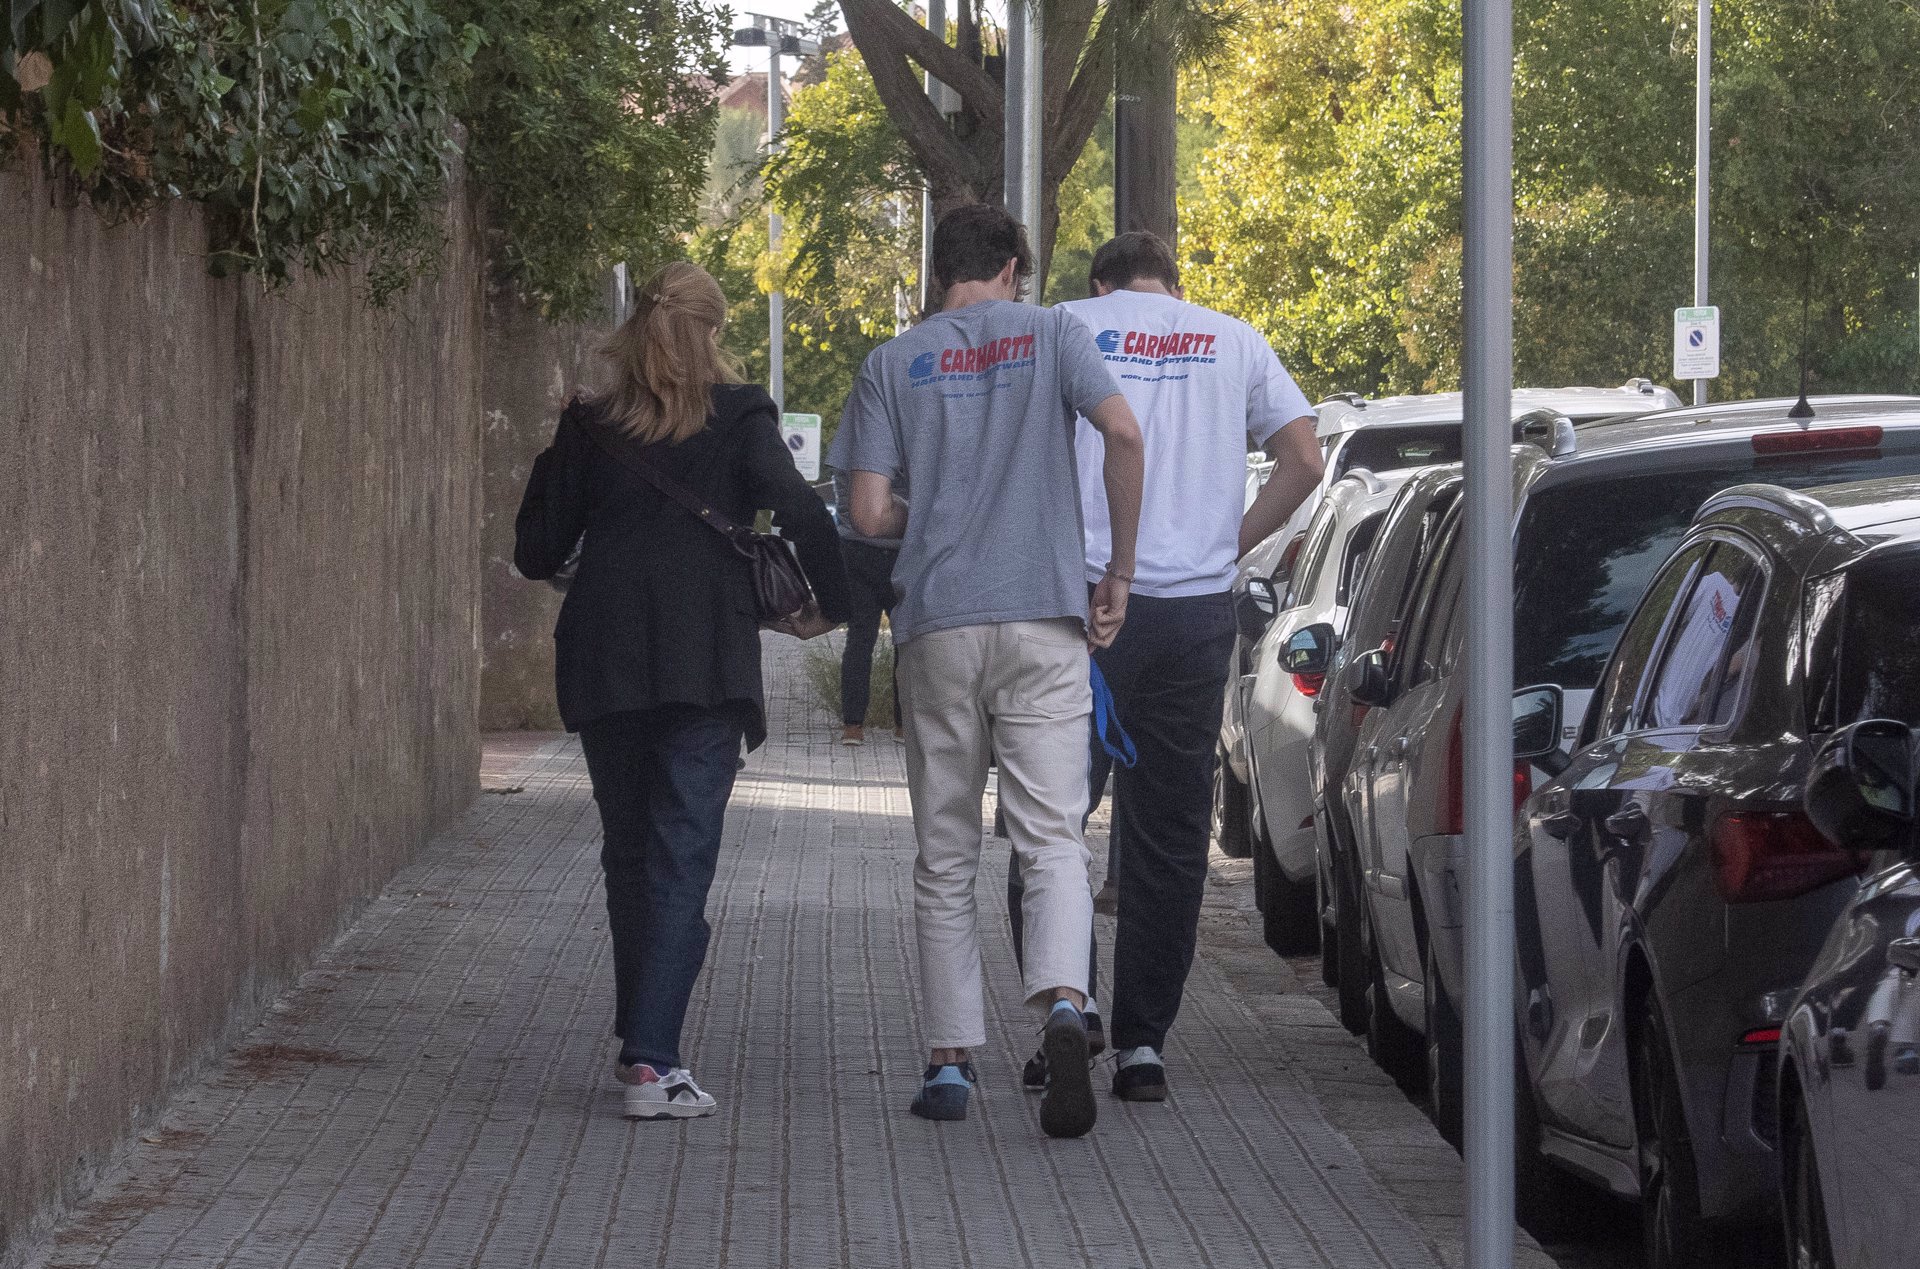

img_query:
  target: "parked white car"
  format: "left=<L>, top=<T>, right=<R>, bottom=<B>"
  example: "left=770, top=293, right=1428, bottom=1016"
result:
left=1238, top=468, right=1415, bottom=951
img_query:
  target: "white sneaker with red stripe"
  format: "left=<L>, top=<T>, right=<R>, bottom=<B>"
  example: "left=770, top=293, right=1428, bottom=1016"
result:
left=617, top=1062, right=718, bottom=1120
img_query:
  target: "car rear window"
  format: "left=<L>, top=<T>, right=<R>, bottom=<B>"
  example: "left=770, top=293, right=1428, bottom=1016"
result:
left=1335, top=426, right=1463, bottom=478
left=1514, top=449, right=1920, bottom=688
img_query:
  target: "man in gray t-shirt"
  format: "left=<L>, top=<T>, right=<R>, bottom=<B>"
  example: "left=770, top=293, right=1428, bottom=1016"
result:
left=828, top=204, right=1144, bottom=1140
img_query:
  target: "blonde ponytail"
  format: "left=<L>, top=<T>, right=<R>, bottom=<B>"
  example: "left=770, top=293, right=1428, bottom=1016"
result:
left=594, top=261, right=741, bottom=444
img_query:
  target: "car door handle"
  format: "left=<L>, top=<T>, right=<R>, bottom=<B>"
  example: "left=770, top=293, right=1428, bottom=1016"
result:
left=1603, top=804, right=1650, bottom=840
left=1542, top=809, right=1582, bottom=840
left=1391, top=735, right=1411, bottom=757
left=1891, top=939, right=1920, bottom=976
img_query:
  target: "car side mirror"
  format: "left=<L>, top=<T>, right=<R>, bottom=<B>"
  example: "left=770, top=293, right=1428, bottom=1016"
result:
left=1805, top=719, right=1916, bottom=851
left=1513, top=684, right=1570, bottom=775
left=1348, top=648, right=1392, bottom=709
left=1283, top=622, right=1336, bottom=676
left=1237, top=578, right=1279, bottom=643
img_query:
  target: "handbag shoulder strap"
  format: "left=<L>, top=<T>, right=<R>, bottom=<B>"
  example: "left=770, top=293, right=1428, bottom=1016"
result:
left=575, top=407, right=753, bottom=545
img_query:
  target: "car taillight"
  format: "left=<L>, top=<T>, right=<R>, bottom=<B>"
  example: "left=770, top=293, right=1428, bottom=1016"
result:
left=1739, top=1027, right=1783, bottom=1047
left=1441, top=707, right=1532, bottom=837
left=1710, top=810, right=1869, bottom=903
left=1292, top=671, right=1325, bottom=697
left=1751, top=425, right=1883, bottom=455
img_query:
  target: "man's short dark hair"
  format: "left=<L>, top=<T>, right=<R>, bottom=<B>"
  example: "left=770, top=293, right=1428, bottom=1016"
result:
left=1089, top=232, right=1180, bottom=293
left=932, top=204, right=1035, bottom=295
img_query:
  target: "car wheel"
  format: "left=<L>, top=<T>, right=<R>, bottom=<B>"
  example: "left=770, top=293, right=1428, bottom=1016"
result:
left=1514, top=1034, right=1586, bottom=1240
left=1782, top=1081, right=1836, bottom=1269
left=1213, top=750, right=1253, bottom=860
left=1254, top=818, right=1319, bottom=955
left=1316, top=849, right=1339, bottom=989
left=1422, top=926, right=1464, bottom=1149
left=1363, top=896, right=1424, bottom=1092
left=1633, top=995, right=1735, bottom=1269
left=1333, top=837, right=1369, bottom=1034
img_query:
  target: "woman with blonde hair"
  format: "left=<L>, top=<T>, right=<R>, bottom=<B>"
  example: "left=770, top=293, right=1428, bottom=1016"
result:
left=516, top=261, right=850, bottom=1119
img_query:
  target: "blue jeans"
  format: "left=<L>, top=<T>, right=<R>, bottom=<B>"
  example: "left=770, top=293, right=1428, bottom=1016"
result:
left=1006, top=591, right=1235, bottom=1050
left=579, top=705, right=745, bottom=1070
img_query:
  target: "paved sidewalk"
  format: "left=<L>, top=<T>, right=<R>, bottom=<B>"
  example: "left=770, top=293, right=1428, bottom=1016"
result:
left=32, top=637, right=1543, bottom=1269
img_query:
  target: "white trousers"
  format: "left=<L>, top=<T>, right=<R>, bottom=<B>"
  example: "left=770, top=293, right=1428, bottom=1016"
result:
left=896, top=619, right=1094, bottom=1050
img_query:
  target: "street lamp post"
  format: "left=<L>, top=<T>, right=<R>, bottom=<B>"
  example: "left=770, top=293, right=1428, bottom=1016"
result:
left=733, top=16, right=820, bottom=411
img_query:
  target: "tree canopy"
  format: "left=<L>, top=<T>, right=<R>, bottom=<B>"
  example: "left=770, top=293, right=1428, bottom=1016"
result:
left=1184, top=0, right=1920, bottom=399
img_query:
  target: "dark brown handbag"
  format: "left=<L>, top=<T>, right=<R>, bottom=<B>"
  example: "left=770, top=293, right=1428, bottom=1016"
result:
left=580, top=418, right=812, bottom=625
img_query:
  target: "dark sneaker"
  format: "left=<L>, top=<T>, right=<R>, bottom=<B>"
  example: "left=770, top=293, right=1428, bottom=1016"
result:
left=1111, top=1046, right=1168, bottom=1102
left=1023, top=1006, right=1104, bottom=1092
left=909, top=1063, right=976, bottom=1121
left=1039, top=1003, right=1097, bottom=1139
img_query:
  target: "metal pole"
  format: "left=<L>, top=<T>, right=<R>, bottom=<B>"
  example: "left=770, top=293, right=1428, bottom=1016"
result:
left=1017, top=0, right=1042, bottom=245
left=1693, top=0, right=1710, bottom=407
left=922, top=0, right=949, bottom=314
left=1002, top=5, right=1023, bottom=221
left=1463, top=0, right=1515, bottom=1259
left=768, top=45, right=785, bottom=409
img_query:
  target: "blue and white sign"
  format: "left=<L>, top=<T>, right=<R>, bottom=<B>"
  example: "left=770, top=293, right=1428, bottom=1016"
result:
left=1674, top=306, right=1721, bottom=381
left=781, top=412, right=822, bottom=481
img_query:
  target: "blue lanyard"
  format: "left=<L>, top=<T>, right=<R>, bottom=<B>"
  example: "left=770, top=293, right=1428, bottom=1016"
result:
left=1090, top=660, right=1137, bottom=768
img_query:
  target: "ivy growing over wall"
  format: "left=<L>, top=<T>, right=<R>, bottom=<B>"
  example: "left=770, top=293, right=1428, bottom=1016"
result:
left=2, top=0, right=728, bottom=312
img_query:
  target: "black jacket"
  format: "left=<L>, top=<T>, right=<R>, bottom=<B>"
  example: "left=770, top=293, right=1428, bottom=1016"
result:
left=514, top=385, right=851, bottom=747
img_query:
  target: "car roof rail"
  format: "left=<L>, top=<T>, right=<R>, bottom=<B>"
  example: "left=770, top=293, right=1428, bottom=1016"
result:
left=1700, top=483, right=1840, bottom=534
left=1320, top=391, right=1366, bottom=408
left=1512, top=408, right=1577, bottom=457
left=1621, top=377, right=1659, bottom=395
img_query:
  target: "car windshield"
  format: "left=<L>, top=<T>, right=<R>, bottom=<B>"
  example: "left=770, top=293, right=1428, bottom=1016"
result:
left=1839, top=552, right=1920, bottom=726
left=1514, top=449, right=1920, bottom=688
left=1335, top=425, right=1463, bottom=478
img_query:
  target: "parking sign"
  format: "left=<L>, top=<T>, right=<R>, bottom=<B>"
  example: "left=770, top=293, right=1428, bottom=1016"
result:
left=780, top=413, right=822, bottom=481
left=1673, top=306, right=1721, bottom=380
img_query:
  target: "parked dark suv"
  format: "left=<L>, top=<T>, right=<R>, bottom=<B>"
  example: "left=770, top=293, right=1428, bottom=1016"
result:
left=1762, top=479, right=1920, bottom=1269
left=1313, top=396, right=1920, bottom=1173
left=1512, top=466, right=1920, bottom=1268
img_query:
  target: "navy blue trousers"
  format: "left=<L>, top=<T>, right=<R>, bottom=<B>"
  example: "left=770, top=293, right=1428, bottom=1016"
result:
left=1007, top=591, right=1235, bottom=1052
left=580, top=704, right=745, bottom=1070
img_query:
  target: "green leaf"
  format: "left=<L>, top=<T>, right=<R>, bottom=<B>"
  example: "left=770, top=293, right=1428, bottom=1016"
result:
left=49, top=96, right=102, bottom=173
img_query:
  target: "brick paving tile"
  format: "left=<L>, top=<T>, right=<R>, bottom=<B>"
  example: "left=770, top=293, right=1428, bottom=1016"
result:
left=30, top=636, right=1560, bottom=1269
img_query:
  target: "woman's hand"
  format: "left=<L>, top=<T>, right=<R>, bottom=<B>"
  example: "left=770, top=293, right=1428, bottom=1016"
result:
left=768, top=601, right=837, bottom=640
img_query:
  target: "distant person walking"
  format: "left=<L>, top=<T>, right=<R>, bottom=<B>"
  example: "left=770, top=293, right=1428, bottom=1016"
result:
left=830, top=466, right=903, bottom=745
left=515, top=262, right=851, bottom=1121
left=830, top=204, right=1145, bottom=1139
left=1010, top=232, right=1322, bottom=1101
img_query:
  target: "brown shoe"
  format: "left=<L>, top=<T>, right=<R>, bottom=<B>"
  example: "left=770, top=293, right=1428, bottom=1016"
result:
left=840, top=725, right=866, bottom=746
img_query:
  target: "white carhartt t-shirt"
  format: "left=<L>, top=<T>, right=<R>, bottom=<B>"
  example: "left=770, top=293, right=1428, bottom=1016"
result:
left=1057, top=289, right=1314, bottom=597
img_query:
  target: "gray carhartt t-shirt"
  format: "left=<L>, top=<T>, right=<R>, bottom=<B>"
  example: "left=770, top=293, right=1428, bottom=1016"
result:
left=827, top=299, right=1122, bottom=645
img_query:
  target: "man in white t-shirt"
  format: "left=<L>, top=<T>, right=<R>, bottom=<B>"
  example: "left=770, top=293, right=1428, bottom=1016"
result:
left=1006, top=232, right=1323, bottom=1102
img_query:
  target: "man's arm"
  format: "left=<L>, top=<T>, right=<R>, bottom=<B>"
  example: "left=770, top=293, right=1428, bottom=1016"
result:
left=1238, top=415, right=1324, bottom=558
left=1084, top=392, right=1145, bottom=649
left=849, top=470, right=909, bottom=540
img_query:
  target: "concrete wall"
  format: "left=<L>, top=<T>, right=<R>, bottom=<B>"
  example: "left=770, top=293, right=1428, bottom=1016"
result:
left=476, top=259, right=606, bottom=731
left=0, top=167, right=483, bottom=1260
